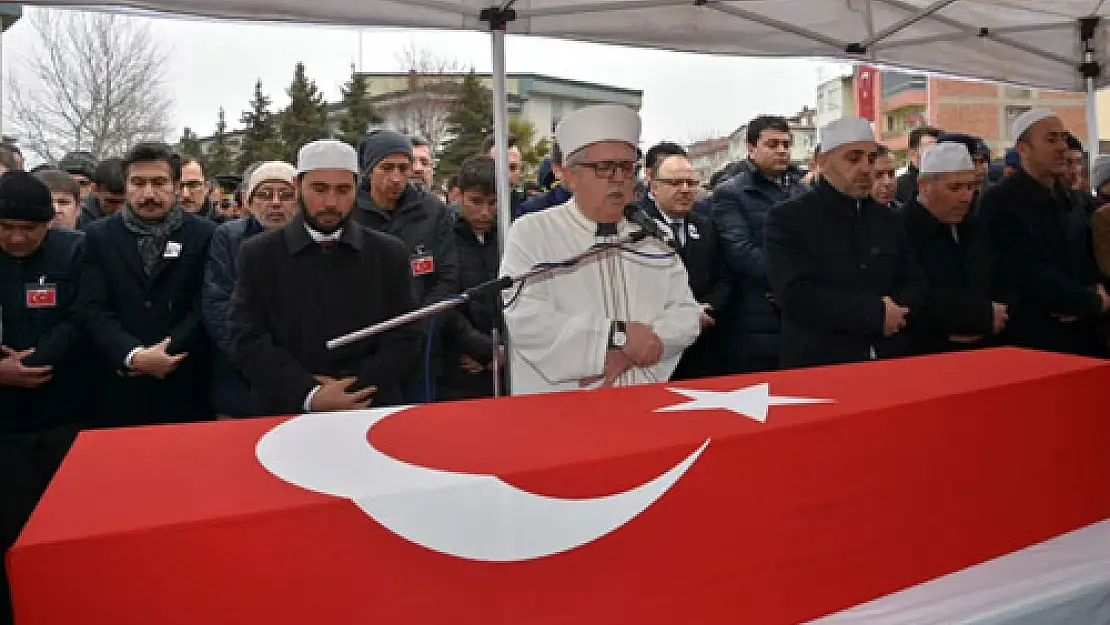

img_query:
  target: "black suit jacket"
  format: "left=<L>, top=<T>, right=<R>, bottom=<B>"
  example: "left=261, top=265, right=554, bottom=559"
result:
left=641, top=197, right=734, bottom=379
left=77, top=212, right=216, bottom=426
left=229, top=218, right=422, bottom=414
left=902, top=200, right=1010, bottom=355
left=765, top=180, right=928, bottom=369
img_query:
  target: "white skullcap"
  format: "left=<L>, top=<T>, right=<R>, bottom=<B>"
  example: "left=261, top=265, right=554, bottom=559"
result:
left=555, top=104, right=641, bottom=157
left=296, top=139, right=358, bottom=175
left=246, top=161, right=296, bottom=202
left=819, top=117, right=875, bottom=153
left=1011, top=107, right=1057, bottom=142
left=920, top=142, right=974, bottom=174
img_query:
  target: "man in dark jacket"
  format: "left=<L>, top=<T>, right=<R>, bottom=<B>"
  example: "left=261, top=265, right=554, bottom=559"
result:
left=981, top=108, right=1109, bottom=356
left=353, top=131, right=458, bottom=403
left=896, top=125, right=941, bottom=204
left=766, top=117, right=927, bottom=369
left=58, top=151, right=96, bottom=201
left=902, top=143, right=1011, bottom=355
left=77, top=142, right=216, bottom=426
left=202, top=161, right=298, bottom=417
left=644, top=152, right=733, bottom=379
left=76, top=158, right=128, bottom=231
left=179, top=156, right=229, bottom=224
left=438, top=156, right=506, bottom=400
left=871, top=144, right=902, bottom=211
left=711, top=115, right=806, bottom=372
left=229, top=140, right=422, bottom=414
left=937, top=132, right=991, bottom=214
left=0, top=173, right=87, bottom=625
left=516, top=142, right=571, bottom=218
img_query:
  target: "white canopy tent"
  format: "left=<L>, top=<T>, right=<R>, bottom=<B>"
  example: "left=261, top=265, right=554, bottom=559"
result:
left=28, top=0, right=1110, bottom=393
left=27, top=0, right=1110, bottom=239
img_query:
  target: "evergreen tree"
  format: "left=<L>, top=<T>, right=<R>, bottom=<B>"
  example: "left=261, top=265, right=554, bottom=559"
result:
left=437, top=71, right=494, bottom=180
left=337, top=65, right=383, bottom=147
left=508, top=118, right=551, bottom=183
left=177, top=127, right=206, bottom=169
left=279, top=62, right=330, bottom=161
left=207, top=108, right=235, bottom=175
left=238, top=79, right=283, bottom=171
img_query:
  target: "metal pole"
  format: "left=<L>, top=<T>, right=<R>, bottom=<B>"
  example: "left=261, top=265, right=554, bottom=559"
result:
left=490, top=26, right=513, bottom=394
left=1087, top=77, right=1099, bottom=168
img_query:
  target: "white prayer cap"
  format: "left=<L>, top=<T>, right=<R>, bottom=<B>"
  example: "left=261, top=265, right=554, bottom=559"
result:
left=296, top=139, right=358, bottom=175
left=1011, top=107, right=1058, bottom=142
left=819, top=117, right=875, bottom=153
left=555, top=104, right=641, bottom=157
left=920, top=142, right=974, bottom=174
left=246, top=161, right=296, bottom=202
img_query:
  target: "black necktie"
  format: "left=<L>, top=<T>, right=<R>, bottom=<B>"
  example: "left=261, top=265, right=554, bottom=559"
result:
left=670, top=221, right=683, bottom=249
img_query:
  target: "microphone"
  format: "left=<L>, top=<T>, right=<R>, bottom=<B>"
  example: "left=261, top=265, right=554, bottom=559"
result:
left=623, top=204, right=677, bottom=249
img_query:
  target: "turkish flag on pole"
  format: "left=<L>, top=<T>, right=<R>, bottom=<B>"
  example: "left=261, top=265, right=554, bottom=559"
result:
left=8, top=348, right=1110, bottom=624
left=856, top=65, right=877, bottom=121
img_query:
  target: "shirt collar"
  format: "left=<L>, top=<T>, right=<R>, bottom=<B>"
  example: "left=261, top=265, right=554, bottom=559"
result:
left=284, top=215, right=364, bottom=253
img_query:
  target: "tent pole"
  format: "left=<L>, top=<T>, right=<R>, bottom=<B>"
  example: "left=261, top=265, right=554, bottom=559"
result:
left=1080, top=17, right=1101, bottom=184
left=1087, top=78, right=1098, bottom=164
left=484, top=5, right=516, bottom=395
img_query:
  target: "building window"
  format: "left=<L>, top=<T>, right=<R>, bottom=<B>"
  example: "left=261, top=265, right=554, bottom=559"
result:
left=886, top=115, right=895, bottom=133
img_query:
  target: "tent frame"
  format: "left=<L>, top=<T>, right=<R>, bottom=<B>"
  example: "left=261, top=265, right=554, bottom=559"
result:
left=469, top=0, right=1102, bottom=393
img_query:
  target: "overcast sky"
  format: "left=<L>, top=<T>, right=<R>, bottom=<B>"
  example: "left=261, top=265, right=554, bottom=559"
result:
left=1, top=8, right=852, bottom=148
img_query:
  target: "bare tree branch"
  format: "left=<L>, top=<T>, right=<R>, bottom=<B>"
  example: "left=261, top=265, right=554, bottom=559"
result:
left=7, top=8, right=172, bottom=162
left=390, top=41, right=470, bottom=150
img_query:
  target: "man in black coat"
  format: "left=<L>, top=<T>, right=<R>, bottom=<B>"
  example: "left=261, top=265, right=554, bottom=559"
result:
left=644, top=152, right=733, bottom=379
left=353, top=131, right=458, bottom=402
left=902, top=143, right=1011, bottom=355
left=230, top=140, right=422, bottom=414
left=980, top=108, right=1109, bottom=356
left=0, top=173, right=88, bottom=625
left=711, top=116, right=806, bottom=373
left=766, top=117, right=928, bottom=369
left=438, top=156, right=506, bottom=400
left=895, top=125, right=941, bottom=204
left=77, top=142, right=215, bottom=427
left=202, top=161, right=299, bottom=417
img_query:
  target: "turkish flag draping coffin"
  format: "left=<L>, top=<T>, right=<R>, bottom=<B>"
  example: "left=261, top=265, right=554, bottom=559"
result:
left=7, top=348, right=1110, bottom=624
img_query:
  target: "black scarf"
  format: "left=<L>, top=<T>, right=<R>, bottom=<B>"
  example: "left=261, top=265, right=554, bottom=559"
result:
left=122, top=203, right=184, bottom=276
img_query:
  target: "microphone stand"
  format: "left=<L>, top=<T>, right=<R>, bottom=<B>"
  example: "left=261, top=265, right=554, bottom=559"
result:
left=325, top=230, right=652, bottom=397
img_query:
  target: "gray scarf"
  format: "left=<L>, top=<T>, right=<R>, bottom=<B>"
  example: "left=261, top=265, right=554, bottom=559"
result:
left=122, top=203, right=185, bottom=276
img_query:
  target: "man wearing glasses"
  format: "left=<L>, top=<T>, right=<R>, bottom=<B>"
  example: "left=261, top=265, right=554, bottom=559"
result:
left=643, top=150, right=733, bottom=380
left=500, top=104, right=701, bottom=395
left=202, top=162, right=298, bottom=417
left=77, top=142, right=217, bottom=427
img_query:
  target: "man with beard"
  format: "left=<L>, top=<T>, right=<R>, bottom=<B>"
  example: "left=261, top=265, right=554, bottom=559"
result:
left=229, top=140, right=422, bottom=414
left=409, top=136, right=435, bottom=190
left=902, top=142, right=1010, bottom=355
left=765, top=117, right=927, bottom=369
left=77, top=142, right=216, bottom=426
left=871, top=144, right=900, bottom=210
left=353, top=130, right=458, bottom=403
left=500, top=104, right=701, bottom=395
left=77, top=158, right=127, bottom=230
left=0, top=173, right=88, bottom=625
left=203, top=161, right=298, bottom=417
left=980, top=108, right=1108, bottom=356
left=178, top=156, right=228, bottom=223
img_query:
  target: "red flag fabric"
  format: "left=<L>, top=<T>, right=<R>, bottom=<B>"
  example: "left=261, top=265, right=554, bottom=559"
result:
left=856, top=65, right=877, bottom=121
left=7, top=348, right=1110, bottom=624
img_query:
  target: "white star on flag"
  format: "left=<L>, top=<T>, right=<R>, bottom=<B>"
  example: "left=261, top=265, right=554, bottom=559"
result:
left=655, top=383, right=833, bottom=423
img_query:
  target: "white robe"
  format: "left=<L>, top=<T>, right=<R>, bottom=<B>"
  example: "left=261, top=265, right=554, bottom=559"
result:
left=499, top=199, right=702, bottom=395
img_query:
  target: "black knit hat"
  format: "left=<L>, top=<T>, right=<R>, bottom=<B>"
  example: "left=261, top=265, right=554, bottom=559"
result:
left=0, top=171, right=55, bottom=222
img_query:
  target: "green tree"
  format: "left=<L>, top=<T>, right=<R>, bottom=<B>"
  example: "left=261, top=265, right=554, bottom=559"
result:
left=177, top=127, right=206, bottom=167
left=436, top=71, right=493, bottom=180
left=279, top=62, right=330, bottom=161
left=207, top=108, right=235, bottom=175
left=238, top=79, right=283, bottom=171
left=508, top=118, right=550, bottom=183
left=337, top=65, right=383, bottom=147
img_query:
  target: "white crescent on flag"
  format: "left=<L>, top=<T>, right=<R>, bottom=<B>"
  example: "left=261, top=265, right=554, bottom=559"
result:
left=256, top=405, right=708, bottom=562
